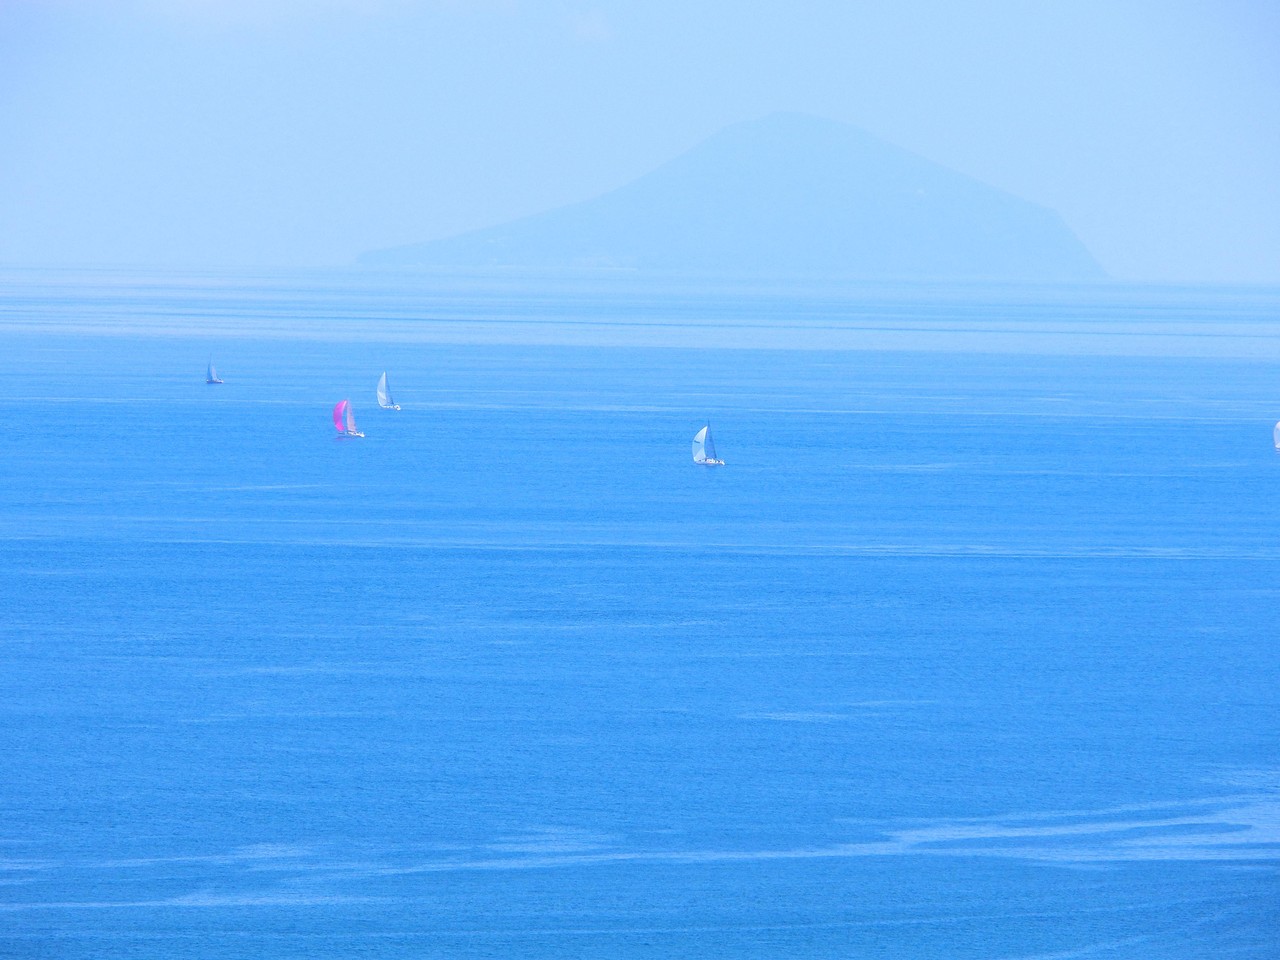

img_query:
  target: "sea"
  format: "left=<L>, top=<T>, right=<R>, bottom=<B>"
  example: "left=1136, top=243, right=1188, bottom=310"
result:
left=0, top=269, right=1277, bottom=958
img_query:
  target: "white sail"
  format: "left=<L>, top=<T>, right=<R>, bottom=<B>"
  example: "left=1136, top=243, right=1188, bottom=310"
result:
left=346, top=404, right=358, bottom=435
left=377, top=372, right=394, bottom=409
left=692, top=424, right=723, bottom=464
left=1274, top=421, right=1280, bottom=450
left=206, top=360, right=221, bottom=383
left=692, top=426, right=710, bottom=463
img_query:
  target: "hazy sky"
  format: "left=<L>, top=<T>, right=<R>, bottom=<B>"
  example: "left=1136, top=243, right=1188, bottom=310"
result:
left=2, top=0, right=1277, bottom=281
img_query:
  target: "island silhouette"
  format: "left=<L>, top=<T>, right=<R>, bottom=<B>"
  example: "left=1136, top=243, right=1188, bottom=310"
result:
left=362, top=112, right=1104, bottom=282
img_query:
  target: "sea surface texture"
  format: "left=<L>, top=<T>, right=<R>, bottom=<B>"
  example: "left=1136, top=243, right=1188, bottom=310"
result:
left=1, top=272, right=1277, bottom=958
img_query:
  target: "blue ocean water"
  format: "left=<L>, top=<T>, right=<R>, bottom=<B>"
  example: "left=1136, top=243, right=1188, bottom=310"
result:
left=0, top=272, right=1277, bottom=958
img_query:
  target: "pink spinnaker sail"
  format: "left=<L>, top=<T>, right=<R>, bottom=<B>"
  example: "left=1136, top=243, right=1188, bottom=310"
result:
left=333, top=400, right=349, bottom=433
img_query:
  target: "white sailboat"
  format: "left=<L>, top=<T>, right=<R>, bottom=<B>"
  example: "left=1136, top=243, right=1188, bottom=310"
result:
left=376, top=372, right=400, bottom=410
left=205, top=360, right=223, bottom=384
left=333, top=399, right=364, bottom=438
left=1274, top=421, right=1279, bottom=451
left=692, top=425, right=724, bottom=465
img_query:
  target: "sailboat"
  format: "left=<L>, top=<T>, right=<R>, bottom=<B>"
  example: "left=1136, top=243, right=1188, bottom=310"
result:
left=205, top=360, right=223, bottom=384
left=376, top=372, right=400, bottom=410
left=692, top=425, right=724, bottom=465
left=333, top=399, right=364, bottom=438
left=1274, top=421, right=1279, bottom=451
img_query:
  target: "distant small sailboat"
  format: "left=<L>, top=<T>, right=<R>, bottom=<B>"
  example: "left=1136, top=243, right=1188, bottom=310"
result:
left=205, top=360, right=223, bottom=384
left=333, top=399, right=364, bottom=438
left=376, top=372, right=400, bottom=410
left=692, top=425, right=724, bottom=466
left=1274, top=421, right=1279, bottom=451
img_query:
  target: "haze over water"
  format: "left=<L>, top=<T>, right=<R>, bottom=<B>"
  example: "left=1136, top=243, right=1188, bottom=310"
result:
left=1, top=271, right=1277, bottom=958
